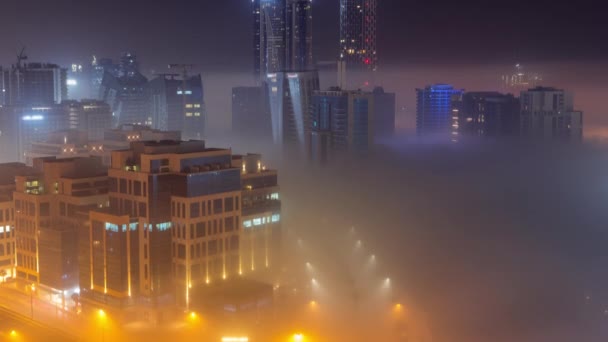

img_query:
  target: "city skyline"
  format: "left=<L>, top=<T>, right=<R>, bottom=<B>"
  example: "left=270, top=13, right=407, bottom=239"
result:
left=2, top=1, right=608, bottom=341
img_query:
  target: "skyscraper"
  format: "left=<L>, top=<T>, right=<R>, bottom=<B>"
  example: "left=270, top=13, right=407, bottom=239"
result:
left=519, top=87, right=583, bottom=141
left=267, top=71, right=319, bottom=146
left=257, top=0, right=287, bottom=82
left=416, top=84, right=464, bottom=137
left=339, top=0, right=378, bottom=71
left=90, top=56, right=119, bottom=100
left=286, top=0, right=313, bottom=71
left=1, top=62, right=67, bottom=106
left=148, top=74, right=205, bottom=140
left=308, top=87, right=374, bottom=163
left=232, top=86, right=271, bottom=139
left=99, top=53, right=149, bottom=127
left=452, top=92, right=520, bottom=139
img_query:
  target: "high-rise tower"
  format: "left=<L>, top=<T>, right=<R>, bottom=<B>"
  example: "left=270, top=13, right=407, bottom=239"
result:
left=339, top=0, right=377, bottom=71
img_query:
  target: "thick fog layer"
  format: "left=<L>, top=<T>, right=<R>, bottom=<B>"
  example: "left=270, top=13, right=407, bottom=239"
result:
left=208, top=132, right=608, bottom=342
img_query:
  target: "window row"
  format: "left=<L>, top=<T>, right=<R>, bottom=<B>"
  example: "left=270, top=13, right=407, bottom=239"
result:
left=172, top=196, right=239, bottom=219
left=173, top=217, right=239, bottom=240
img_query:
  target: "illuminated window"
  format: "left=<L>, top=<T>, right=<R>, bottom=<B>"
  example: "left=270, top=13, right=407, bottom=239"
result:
left=271, top=214, right=280, bottom=223
left=194, top=112, right=201, bottom=117
left=243, top=220, right=252, bottom=228
left=270, top=193, right=279, bottom=200
left=105, top=223, right=119, bottom=232
left=186, top=112, right=193, bottom=117
left=185, top=104, right=193, bottom=108
left=156, top=222, right=172, bottom=231
left=194, top=104, right=201, bottom=108
left=253, top=218, right=262, bottom=226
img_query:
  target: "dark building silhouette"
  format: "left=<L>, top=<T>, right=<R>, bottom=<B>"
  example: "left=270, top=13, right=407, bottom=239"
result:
left=148, top=74, right=205, bottom=140
left=1, top=61, right=67, bottom=106
left=99, top=53, right=149, bottom=127
left=231, top=86, right=271, bottom=140
left=452, top=92, right=520, bottom=139
left=372, top=87, right=396, bottom=139
left=308, top=87, right=374, bottom=163
left=519, top=86, right=583, bottom=141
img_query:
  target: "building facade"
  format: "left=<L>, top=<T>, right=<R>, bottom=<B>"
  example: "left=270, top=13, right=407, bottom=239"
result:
left=1, top=62, right=67, bottom=106
left=339, top=0, right=378, bottom=71
left=519, top=87, right=583, bottom=141
left=308, top=87, right=374, bottom=163
left=267, top=71, right=320, bottom=147
left=148, top=75, right=205, bottom=140
left=12, top=157, right=108, bottom=307
left=372, top=87, right=396, bottom=139
left=452, top=92, right=520, bottom=140
left=416, top=84, right=464, bottom=138
left=99, top=53, right=149, bottom=127
left=0, top=104, right=72, bottom=163
left=286, top=0, right=313, bottom=71
left=0, top=163, right=29, bottom=283
left=231, top=86, right=271, bottom=140
left=233, top=154, right=281, bottom=279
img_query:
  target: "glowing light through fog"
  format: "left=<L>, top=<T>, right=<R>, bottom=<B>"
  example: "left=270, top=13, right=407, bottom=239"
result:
left=222, top=337, right=249, bottom=342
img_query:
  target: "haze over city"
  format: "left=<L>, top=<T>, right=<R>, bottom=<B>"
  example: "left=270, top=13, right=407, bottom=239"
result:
left=1, top=1, right=607, bottom=341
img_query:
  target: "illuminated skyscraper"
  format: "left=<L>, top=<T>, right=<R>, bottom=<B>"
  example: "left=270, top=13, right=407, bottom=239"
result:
left=257, top=0, right=287, bottom=82
left=416, top=84, right=464, bottom=137
left=286, top=0, right=313, bottom=71
left=339, top=0, right=377, bottom=71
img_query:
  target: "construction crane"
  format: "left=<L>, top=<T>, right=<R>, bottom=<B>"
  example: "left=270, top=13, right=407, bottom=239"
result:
left=17, top=47, right=28, bottom=68
left=167, top=64, right=203, bottom=139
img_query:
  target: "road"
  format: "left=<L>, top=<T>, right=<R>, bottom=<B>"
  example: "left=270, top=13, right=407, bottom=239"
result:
left=0, top=306, right=78, bottom=341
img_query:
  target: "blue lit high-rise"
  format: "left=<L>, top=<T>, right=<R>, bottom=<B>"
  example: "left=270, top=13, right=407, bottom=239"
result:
left=416, top=84, right=463, bottom=137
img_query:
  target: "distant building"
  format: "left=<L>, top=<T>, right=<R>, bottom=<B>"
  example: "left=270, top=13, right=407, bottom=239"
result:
left=99, top=53, right=149, bottom=126
left=12, top=157, right=108, bottom=305
left=148, top=74, right=205, bottom=140
left=416, top=84, right=464, bottom=138
left=0, top=104, right=71, bottom=163
left=231, top=86, right=271, bottom=140
left=372, top=87, right=396, bottom=139
left=256, top=0, right=287, bottom=83
left=67, top=63, right=90, bottom=100
left=25, top=125, right=181, bottom=167
left=286, top=0, right=314, bottom=71
left=90, top=56, right=119, bottom=100
left=308, top=87, right=374, bottom=163
left=452, top=92, right=520, bottom=140
left=339, top=0, right=378, bottom=71
left=1, top=61, right=67, bottom=106
left=501, top=64, right=542, bottom=92
left=64, top=100, right=113, bottom=141
left=267, top=71, right=320, bottom=148
left=519, top=87, right=583, bottom=141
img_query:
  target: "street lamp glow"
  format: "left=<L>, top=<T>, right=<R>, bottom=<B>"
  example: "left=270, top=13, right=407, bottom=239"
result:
left=293, top=333, right=304, bottom=341
left=98, top=309, right=106, bottom=319
left=221, top=337, right=249, bottom=342
left=10, top=330, right=17, bottom=337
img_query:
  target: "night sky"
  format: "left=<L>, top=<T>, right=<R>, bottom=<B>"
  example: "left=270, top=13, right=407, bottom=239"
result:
left=1, top=0, right=606, bottom=70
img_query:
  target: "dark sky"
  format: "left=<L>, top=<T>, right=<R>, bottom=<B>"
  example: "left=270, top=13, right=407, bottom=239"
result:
left=1, top=0, right=606, bottom=71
